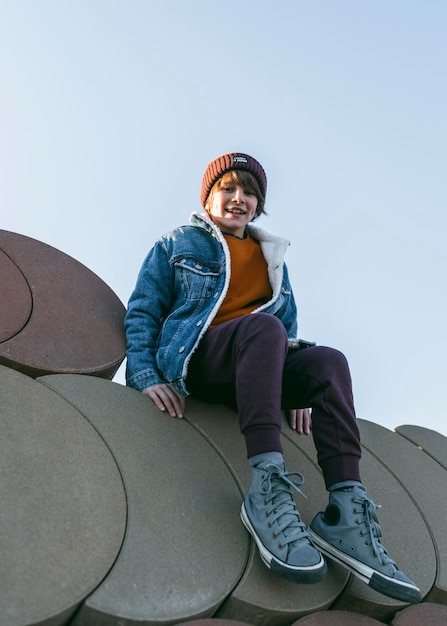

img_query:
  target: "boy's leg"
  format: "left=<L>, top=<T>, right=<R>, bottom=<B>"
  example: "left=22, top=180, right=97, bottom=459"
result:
left=281, top=345, right=421, bottom=602
left=187, top=313, right=288, bottom=456
left=281, top=345, right=361, bottom=487
left=186, top=314, right=326, bottom=583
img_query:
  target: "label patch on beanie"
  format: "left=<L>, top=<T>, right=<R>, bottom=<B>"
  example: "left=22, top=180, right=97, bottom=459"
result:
left=233, top=156, right=248, bottom=164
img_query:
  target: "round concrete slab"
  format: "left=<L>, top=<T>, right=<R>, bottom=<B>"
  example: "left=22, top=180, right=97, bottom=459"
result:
left=38, top=375, right=250, bottom=625
left=0, top=229, right=126, bottom=378
left=0, top=366, right=126, bottom=626
left=391, top=602, right=447, bottom=625
left=292, top=610, right=384, bottom=624
left=174, top=621, right=254, bottom=626
left=358, top=419, right=446, bottom=606
left=395, top=424, right=447, bottom=470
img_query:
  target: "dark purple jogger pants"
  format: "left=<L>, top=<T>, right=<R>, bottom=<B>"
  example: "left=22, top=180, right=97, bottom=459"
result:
left=186, top=313, right=362, bottom=489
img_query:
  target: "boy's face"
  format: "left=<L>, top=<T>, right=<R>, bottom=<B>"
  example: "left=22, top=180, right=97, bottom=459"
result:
left=208, top=181, right=258, bottom=238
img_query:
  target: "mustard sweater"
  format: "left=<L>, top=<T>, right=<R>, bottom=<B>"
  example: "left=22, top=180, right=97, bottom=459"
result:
left=211, top=233, right=272, bottom=327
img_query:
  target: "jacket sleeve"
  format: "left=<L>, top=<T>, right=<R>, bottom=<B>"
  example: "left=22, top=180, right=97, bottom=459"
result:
left=124, top=240, right=174, bottom=391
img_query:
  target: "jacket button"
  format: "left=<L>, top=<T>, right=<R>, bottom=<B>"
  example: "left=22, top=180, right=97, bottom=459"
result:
left=196, top=320, right=203, bottom=326
left=179, top=346, right=185, bottom=353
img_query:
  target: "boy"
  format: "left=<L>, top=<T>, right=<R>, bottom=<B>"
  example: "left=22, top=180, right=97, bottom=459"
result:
left=125, top=152, right=421, bottom=602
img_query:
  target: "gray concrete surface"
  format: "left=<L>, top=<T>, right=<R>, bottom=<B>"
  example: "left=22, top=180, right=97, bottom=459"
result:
left=39, top=375, right=249, bottom=625
left=357, top=419, right=446, bottom=605
left=0, top=366, right=126, bottom=626
left=395, top=424, right=447, bottom=470
left=2, top=368, right=445, bottom=626
left=391, top=601, right=447, bottom=625
left=291, top=610, right=385, bottom=624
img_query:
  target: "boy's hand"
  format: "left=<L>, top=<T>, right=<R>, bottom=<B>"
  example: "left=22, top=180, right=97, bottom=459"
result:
left=142, top=383, right=185, bottom=418
left=288, top=408, right=312, bottom=435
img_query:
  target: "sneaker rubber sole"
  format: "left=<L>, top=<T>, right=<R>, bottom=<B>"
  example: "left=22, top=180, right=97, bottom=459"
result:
left=308, top=528, right=421, bottom=603
left=240, top=503, right=327, bottom=584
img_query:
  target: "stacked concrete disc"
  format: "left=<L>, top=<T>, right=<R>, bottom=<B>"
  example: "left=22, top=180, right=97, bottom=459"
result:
left=0, top=366, right=127, bottom=626
left=5, top=371, right=446, bottom=625
left=39, top=374, right=250, bottom=625
left=358, top=419, right=447, bottom=607
left=2, top=229, right=447, bottom=625
left=0, top=230, right=126, bottom=379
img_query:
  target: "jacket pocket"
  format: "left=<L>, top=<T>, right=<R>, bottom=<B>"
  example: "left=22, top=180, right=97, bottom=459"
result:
left=173, top=255, right=223, bottom=301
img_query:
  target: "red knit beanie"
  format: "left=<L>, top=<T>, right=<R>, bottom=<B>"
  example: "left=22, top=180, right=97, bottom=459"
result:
left=200, top=152, right=267, bottom=207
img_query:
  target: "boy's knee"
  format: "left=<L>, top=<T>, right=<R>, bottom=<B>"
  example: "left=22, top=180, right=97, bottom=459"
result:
left=313, top=346, right=351, bottom=379
left=241, top=313, right=288, bottom=345
left=255, top=313, right=288, bottom=337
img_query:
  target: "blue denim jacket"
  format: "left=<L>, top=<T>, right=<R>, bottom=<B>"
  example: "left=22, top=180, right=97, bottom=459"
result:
left=125, top=212, right=299, bottom=395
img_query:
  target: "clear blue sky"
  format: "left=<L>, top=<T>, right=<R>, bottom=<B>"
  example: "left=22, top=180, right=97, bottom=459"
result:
left=1, top=1, right=446, bottom=435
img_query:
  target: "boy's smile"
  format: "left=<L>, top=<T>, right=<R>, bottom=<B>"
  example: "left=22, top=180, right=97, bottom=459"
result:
left=208, top=184, right=258, bottom=238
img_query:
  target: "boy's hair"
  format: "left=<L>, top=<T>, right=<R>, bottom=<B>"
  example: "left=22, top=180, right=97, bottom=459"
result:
left=205, top=170, right=266, bottom=219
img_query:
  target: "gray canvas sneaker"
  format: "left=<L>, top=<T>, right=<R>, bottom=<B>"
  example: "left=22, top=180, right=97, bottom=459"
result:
left=241, top=463, right=327, bottom=583
left=309, top=484, right=421, bottom=603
